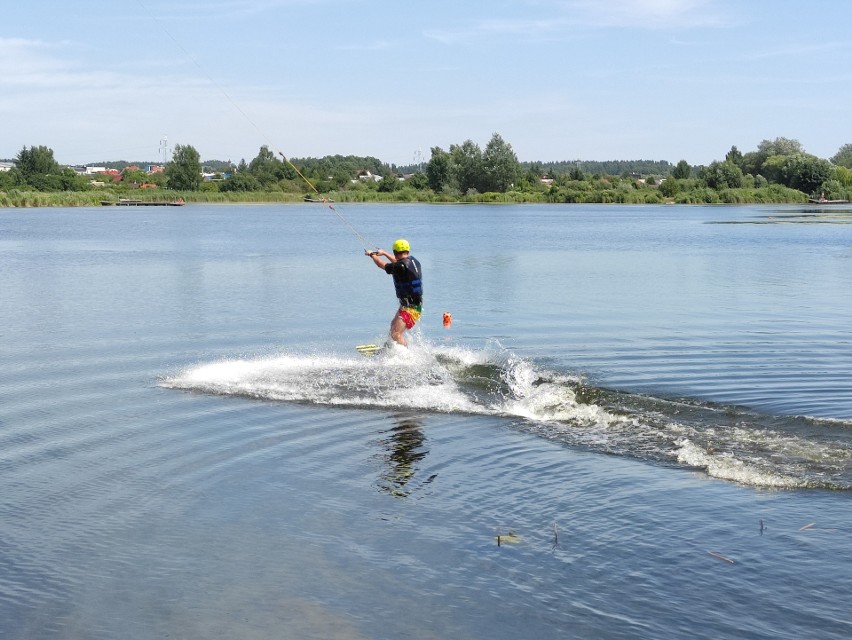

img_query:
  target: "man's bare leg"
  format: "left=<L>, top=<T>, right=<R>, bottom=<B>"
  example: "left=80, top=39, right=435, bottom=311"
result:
left=390, top=313, right=408, bottom=347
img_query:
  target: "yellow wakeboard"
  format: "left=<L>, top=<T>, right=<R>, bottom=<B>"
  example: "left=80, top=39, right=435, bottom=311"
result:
left=355, top=343, right=384, bottom=356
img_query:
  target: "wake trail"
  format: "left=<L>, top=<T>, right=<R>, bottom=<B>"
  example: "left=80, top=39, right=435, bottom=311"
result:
left=162, top=340, right=852, bottom=490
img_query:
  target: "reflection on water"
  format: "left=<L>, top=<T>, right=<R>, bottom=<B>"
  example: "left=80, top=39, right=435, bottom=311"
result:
left=709, top=207, right=852, bottom=224
left=376, top=413, right=434, bottom=497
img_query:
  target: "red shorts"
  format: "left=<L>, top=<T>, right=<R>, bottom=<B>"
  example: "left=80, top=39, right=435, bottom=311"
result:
left=398, top=306, right=422, bottom=329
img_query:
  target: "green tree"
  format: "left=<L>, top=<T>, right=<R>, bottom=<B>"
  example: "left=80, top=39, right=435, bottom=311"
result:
left=831, top=143, right=852, bottom=168
left=569, top=164, right=585, bottom=181
left=725, top=145, right=743, bottom=167
left=702, top=160, right=743, bottom=189
left=121, top=168, right=151, bottom=185
left=450, top=139, right=484, bottom=194
left=525, top=161, right=543, bottom=180
left=426, top=147, right=453, bottom=192
left=220, top=172, right=261, bottom=192
left=482, top=133, right=521, bottom=192
left=15, top=145, right=61, bottom=189
left=760, top=155, right=788, bottom=184
left=739, top=151, right=761, bottom=177
left=818, top=179, right=844, bottom=200
left=758, top=137, right=803, bottom=157
left=144, top=171, right=168, bottom=188
left=782, top=153, right=835, bottom=194
left=0, top=169, right=16, bottom=191
left=658, top=178, right=679, bottom=198
left=377, top=169, right=400, bottom=193
left=406, top=172, right=429, bottom=190
left=16, top=145, right=60, bottom=178
left=743, top=137, right=804, bottom=177
left=57, top=167, right=91, bottom=191
left=165, top=144, right=202, bottom=190
left=248, top=145, right=293, bottom=188
left=671, top=159, right=691, bottom=179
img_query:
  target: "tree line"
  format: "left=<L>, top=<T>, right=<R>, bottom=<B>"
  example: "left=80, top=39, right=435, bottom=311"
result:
left=3, top=135, right=852, bottom=205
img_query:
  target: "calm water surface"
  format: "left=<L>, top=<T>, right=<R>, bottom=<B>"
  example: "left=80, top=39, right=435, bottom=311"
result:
left=1, top=203, right=851, bottom=639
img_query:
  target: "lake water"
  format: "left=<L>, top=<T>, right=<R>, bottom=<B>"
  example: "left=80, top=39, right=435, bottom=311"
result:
left=1, top=203, right=851, bottom=639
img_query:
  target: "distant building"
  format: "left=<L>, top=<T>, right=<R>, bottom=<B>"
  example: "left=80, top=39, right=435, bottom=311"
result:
left=353, top=170, right=382, bottom=183
left=0, top=161, right=14, bottom=172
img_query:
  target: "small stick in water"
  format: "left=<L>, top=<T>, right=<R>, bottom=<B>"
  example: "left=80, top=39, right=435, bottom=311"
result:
left=799, top=523, right=816, bottom=531
left=708, top=551, right=735, bottom=564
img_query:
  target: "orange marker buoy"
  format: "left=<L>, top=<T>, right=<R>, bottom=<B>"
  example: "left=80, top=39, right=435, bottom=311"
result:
left=443, top=312, right=452, bottom=328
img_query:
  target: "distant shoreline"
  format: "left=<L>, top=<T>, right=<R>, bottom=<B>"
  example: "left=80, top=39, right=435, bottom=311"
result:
left=0, top=188, right=815, bottom=208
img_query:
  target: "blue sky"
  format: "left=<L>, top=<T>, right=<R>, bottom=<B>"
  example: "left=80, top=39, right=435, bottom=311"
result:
left=2, top=0, right=851, bottom=166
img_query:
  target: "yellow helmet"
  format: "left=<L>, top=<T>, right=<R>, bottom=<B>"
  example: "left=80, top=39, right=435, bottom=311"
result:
left=392, top=238, right=410, bottom=253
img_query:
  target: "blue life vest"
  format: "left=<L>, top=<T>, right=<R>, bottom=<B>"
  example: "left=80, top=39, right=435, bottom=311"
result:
left=385, top=256, right=423, bottom=306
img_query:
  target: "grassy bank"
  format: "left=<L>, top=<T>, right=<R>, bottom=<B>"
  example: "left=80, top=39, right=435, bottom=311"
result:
left=0, top=184, right=815, bottom=208
left=0, top=190, right=306, bottom=208
left=0, top=190, right=108, bottom=208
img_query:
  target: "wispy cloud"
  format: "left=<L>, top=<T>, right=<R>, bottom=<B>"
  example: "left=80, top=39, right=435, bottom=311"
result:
left=133, top=0, right=326, bottom=20
left=0, top=38, right=69, bottom=79
left=739, top=40, right=847, bottom=61
left=425, top=0, right=730, bottom=45
left=334, top=39, right=399, bottom=52
left=0, top=37, right=246, bottom=160
left=424, top=17, right=561, bottom=45
left=0, top=38, right=191, bottom=92
left=559, top=0, right=729, bottom=29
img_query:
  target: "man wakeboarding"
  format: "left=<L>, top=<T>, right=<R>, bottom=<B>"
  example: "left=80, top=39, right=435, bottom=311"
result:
left=366, top=238, right=423, bottom=347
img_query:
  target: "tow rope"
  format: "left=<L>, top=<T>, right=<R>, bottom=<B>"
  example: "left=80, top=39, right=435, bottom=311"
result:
left=134, top=0, right=379, bottom=253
